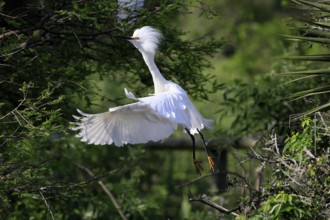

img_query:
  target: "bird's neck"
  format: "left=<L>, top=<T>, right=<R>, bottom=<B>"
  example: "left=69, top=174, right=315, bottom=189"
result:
left=142, top=53, right=168, bottom=93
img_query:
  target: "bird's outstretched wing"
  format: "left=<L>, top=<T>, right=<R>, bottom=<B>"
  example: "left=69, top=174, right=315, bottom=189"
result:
left=72, top=103, right=178, bottom=146
left=125, top=88, right=212, bottom=134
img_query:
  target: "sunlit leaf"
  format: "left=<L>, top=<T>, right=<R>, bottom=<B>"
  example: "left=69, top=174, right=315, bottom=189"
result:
left=281, top=69, right=330, bottom=75
left=292, top=0, right=330, bottom=12
left=281, top=0, right=330, bottom=117
left=293, top=102, right=330, bottom=117
left=280, top=54, right=330, bottom=62
left=282, top=34, right=330, bottom=45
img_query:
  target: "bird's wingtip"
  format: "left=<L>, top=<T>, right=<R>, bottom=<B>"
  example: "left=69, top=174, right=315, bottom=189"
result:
left=204, top=119, right=214, bottom=129
left=124, top=88, right=138, bottom=100
left=72, top=115, right=80, bottom=120
left=76, top=109, right=90, bottom=116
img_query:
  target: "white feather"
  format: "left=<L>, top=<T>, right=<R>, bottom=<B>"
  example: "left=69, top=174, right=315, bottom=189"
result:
left=130, top=26, right=163, bottom=55
left=74, top=103, right=177, bottom=146
left=126, top=85, right=212, bottom=134
left=72, top=26, right=212, bottom=146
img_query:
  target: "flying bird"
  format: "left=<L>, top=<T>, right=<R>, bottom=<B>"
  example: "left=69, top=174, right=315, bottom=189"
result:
left=72, top=26, right=214, bottom=174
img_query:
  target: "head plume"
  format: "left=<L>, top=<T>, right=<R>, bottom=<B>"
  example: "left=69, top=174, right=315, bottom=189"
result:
left=130, top=26, right=163, bottom=55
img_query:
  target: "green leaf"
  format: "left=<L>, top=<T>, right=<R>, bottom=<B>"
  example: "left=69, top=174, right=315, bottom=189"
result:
left=281, top=69, right=330, bottom=75
left=279, top=74, right=318, bottom=85
left=286, top=85, right=330, bottom=99
left=281, top=54, right=330, bottom=62
left=292, top=0, right=330, bottom=13
left=282, top=34, right=330, bottom=45
left=293, top=18, right=330, bottom=30
left=293, top=102, right=330, bottom=117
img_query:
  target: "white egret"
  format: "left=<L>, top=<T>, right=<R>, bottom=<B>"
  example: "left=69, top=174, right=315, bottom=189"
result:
left=72, top=26, right=214, bottom=174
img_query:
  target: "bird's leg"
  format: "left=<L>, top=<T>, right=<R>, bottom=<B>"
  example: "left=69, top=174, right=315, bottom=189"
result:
left=185, top=128, right=203, bottom=175
left=197, top=129, right=215, bottom=172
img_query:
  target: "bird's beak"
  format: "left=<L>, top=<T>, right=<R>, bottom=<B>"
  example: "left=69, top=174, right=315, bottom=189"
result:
left=115, top=36, right=139, bottom=40
left=115, top=36, right=134, bottom=40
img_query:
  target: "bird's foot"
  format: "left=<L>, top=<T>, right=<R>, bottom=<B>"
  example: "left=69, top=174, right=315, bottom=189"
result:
left=208, top=156, right=215, bottom=172
left=193, top=159, right=203, bottom=175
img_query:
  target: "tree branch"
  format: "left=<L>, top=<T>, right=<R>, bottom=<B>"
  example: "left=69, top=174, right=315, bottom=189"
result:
left=39, top=191, right=55, bottom=220
left=75, top=163, right=127, bottom=220
left=176, top=170, right=254, bottom=192
left=146, top=135, right=259, bottom=150
left=189, top=192, right=240, bottom=217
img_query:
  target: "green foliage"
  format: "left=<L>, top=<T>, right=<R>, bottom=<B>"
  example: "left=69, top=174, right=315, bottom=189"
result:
left=0, top=0, right=223, bottom=219
left=249, top=117, right=330, bottom=219
left=217, top=74, right=312, bottom=136
left=223, top=1, right=330, bottom=218
left=3, top=0, right=329, bottom=219
left=281, top=0, right=330, bottom=116
left=258, top=192, right=313, bottom=219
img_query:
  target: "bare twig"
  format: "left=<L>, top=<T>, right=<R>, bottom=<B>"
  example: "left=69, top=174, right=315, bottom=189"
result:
left=273, top=133, right=280, bottom=156
left=176, top=170, right=255, bottom=193
left=39, top=191, right=55, bottom=220
left=189, top=192, right=240, bottom=217
left=146, top=135, right=260, bottom=150
left=0, top=89, right=26, bottom=121
left=73, top=31, right=83, bottom=49
left=255, top=162, right=265, bottom=191
left=75, top=163, right=127, bottom=220
left=0, top=12, right=18, bottom=19
left=303, top=148, right=316, bottom=159
left=176, top=171, right=213, bottom=188
left=315, top=112, right=329, bottom=132
left=0, top=30, right=21, bottom=40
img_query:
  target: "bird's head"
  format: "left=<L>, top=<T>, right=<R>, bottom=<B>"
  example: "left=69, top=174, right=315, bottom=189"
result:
left=119, top=26, right=163, bottom=56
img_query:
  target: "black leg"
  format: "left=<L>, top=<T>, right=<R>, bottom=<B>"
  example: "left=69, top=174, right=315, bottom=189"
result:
left=185, top=128, right=203, bottom=175
left=197, top=129, right=215, bottom=172
left=185, top=128, right=196, bottom=159
left=197, top=129, right=208, bottom=154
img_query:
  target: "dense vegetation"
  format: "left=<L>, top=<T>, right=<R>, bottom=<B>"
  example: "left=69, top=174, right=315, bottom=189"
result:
left=0, top=0, right=329, bottom=219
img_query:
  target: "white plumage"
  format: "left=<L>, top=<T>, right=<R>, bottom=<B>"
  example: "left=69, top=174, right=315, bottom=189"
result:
left=72, top=26, right=214, bottom=173
left=72, top=104, right=177, bottom=146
